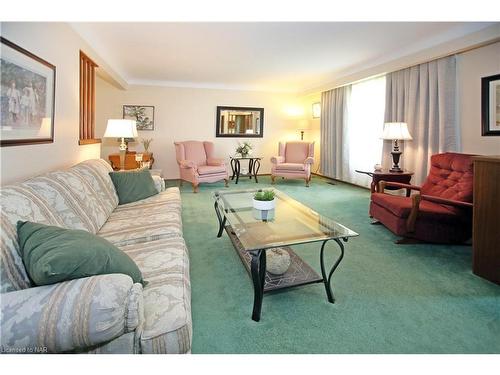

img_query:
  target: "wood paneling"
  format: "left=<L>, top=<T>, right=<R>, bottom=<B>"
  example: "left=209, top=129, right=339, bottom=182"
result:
left=79, top=51, right=100, bottom=145
left=472, top=156, right=500, bottom=285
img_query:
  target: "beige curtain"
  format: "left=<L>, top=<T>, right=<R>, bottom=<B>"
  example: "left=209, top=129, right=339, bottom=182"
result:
left=383, top=55, right=459, bottom=185
left=320, top=85, right=350, bottom=179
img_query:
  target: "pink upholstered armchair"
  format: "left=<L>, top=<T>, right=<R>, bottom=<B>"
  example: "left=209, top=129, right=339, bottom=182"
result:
left=271, top=141, right=315, bottom=187
left=174, top=141, right=229, bottom=193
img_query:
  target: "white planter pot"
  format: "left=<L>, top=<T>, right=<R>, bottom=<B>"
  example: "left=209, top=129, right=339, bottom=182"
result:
left=252, top=198, right=276, bottom=211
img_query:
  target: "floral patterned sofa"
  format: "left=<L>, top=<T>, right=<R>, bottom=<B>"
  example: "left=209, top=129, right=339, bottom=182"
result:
left=0, top=159, right=191, bottom=354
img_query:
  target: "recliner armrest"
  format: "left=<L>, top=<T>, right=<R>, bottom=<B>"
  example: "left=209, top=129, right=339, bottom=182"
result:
left=420, top=194, right=473, bottom=208
left=1, top=274, right=143, bottom=353
left=271, top=156, right=285, bottom=164
left=304, top=157, right=314, bottom=165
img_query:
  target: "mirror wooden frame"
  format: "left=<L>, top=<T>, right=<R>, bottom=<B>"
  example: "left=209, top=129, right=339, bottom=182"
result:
left=216, top=106, right=264, bottom=138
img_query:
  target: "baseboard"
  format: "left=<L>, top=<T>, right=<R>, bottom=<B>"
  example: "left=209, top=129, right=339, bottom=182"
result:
left=311, top=172, right=370, bottom=191
left=164, top=173, right=272, bottom=182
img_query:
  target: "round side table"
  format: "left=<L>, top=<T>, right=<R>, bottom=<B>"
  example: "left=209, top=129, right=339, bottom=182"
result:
left=230, top=156, right=262, bottom=184
left=355, top=169, right=414, bottom=196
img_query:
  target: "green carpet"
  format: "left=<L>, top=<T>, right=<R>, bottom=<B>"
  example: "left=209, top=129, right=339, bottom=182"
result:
left=166, top=176, right=500, bottom=353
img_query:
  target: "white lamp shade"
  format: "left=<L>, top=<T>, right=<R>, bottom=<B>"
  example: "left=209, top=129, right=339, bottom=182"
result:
left=381, top=122, right=413, bottom=140
left=104, top=119, right=138, bottom=138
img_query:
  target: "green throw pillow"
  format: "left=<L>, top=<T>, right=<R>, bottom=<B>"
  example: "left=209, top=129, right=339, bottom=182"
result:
left=17, top=221, right=145, bottom=286
left=109, top=168, right=158, bottom=205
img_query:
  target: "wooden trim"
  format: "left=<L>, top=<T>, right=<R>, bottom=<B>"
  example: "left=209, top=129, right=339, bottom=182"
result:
left=406, top=194, right=421, bottom=232
left=311, top=172, right=371, bottom=190
left=315, top=37, right=500, bottom=94
left=79, top=50, right=100, bottom=145
left=78, top=138, right=102, bottom=145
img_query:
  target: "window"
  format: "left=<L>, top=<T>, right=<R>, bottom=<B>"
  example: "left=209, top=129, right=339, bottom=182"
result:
left=79, top=51, right=100, bottom=145
left=345, top=75, right=386, bottom=187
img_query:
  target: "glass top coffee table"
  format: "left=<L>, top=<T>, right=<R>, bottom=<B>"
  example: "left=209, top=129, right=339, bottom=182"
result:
left=213, top=188, right=358, bottom=321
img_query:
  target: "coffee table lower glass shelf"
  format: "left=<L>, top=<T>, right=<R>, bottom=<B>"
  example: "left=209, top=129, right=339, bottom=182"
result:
left=213, top=188, right=358, bottom=321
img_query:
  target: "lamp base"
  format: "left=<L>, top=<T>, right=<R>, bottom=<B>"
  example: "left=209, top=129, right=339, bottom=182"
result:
left=389, top=166, right=403, bottom=173
left=390, top=148, right=403, bottom=173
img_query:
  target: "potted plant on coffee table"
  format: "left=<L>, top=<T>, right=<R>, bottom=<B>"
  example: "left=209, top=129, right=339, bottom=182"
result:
left=252, top=189, right=276, bottom=210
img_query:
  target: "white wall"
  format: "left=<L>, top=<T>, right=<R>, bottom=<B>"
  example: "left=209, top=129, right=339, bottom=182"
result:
left=0, top=22, right=124, bottom=185
left=96, top=78, right=309, bottom=179
left=458, top=42, right=500, bottom=155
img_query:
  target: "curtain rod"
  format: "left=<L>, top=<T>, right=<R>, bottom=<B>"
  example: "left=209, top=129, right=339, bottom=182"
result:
left=321, top=36, right=500, bottom=92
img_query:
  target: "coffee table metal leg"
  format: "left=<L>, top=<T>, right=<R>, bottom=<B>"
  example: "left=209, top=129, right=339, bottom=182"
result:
left=253, top=159, right=261, bottom=183
left=235, top=159, right=241, bottom=184
left=214, top=200, right=226, bottom=238
left=230, top=159, right=236, bottom=180
left=250, top=249, right=266, bottom=322
left=319, top=238, right=345, bottom=303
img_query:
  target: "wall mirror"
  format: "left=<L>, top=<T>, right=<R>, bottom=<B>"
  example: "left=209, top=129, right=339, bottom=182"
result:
left=216, top=106, right=264, bottom=137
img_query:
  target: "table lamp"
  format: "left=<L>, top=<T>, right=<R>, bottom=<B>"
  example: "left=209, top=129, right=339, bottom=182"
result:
left=381, top=122, right=413, bottom=173
left=298, top=119, right=310, bottom=140
left=104, top=119, right=138, bottom=170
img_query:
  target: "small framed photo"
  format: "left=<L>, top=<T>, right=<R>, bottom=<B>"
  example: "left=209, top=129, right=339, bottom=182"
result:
left=1, top=37, right=56, bottom=147
left=123, top=105, right=155, bottom=131
left=481, top=73, right=500, bottom=136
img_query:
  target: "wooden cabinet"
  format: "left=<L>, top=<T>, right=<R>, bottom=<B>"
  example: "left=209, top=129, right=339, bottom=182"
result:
left=109, top=152, right=154, bottom=171
left=472, top=156, right=500, bottom=285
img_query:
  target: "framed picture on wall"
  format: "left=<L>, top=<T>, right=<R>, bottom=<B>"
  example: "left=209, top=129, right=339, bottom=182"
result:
left=481, top=73, right=500, bottom=136
left=0, top=37, right=56, bottom=147
left=123, top=105, right=155, bottom=131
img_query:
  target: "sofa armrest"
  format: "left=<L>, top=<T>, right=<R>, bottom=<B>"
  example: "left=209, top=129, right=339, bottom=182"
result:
left=207, top=157, right=225, bottom=166
left=179, top=160, right=197, bottom=170
left=1, top=274, right=143, bottom=353
left=421, top=194, right=473, bottom=208
left=304, top=157, right=314, bottom=165
left=271, top=156, right=285, bottom=164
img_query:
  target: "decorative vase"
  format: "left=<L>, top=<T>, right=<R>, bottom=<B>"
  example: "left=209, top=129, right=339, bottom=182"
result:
left=252, top=208, right=275, bottom=221
left=266, top=248, right=291, bottom=275
left=252, top=198, right=275, bottom=211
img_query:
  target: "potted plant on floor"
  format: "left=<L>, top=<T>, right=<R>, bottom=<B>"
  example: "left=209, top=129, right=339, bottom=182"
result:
left=252, top=189, right=276, bottom=210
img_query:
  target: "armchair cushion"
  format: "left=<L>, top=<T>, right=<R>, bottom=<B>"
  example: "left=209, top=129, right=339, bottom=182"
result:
left=371, top=193, right=464, bottom=222
left=420, top=152, right=474, bottom=202
left=284, top=142, right=309, bottom=164
left=197, top=165, right=227, bottom=175
left=183, top=141, right=208, bottom=166
left=0, top=274, right=143, bottom=353
left=275, top=163, right=306, bottom=171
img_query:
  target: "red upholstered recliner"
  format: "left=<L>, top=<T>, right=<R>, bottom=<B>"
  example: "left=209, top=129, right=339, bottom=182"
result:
left=369, top=152, right=474, bottom=243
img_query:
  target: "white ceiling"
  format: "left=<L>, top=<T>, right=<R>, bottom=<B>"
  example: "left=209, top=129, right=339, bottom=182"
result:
left=71, top=22, right=496, bottom=93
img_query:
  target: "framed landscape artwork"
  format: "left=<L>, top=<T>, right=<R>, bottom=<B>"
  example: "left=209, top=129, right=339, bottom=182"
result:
left=0, top=37, right=56, bottom=146
left=481, top=73, right=500, bottom=136
left=123, top=105, right=155, bottom=130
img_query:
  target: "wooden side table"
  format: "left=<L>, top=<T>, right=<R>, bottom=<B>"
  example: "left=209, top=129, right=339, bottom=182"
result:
left=109, top=152, right=154, bottom=171
left=355, top=169, right=414, bottom=196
